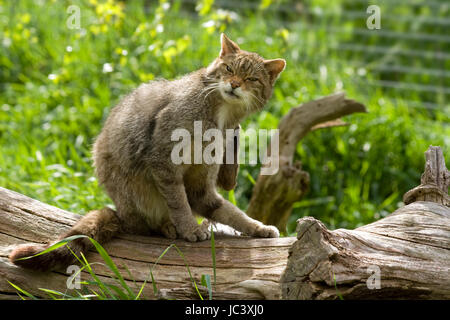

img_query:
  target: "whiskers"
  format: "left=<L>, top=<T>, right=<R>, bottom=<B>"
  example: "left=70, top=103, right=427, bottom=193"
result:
left=244, top=90, right=265, bottom=113
left=200, top=77, right=266, bottom=116
left=200, top=80, right=220, bottom=103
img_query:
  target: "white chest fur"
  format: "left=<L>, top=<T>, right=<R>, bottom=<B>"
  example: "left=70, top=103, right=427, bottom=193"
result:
left=216, top=104, right=230, bottom=130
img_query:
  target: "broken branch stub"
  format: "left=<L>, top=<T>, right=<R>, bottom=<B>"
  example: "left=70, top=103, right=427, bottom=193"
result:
left=247, top=93, right=367, bottom=231
left=282, top=146, right=450, bottom=300
left=403, top=145, right=450, bottom=206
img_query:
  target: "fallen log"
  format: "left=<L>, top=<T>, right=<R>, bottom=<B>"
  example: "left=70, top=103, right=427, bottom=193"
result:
left=0, top=143, right=449, bottom=299
left=281, top=146, right=450, bottom=299
left=0, top=186, right=295, bottom=299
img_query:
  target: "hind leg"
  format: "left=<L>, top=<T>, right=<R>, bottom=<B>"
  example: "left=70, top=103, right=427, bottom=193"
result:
left=103, top=185, right=152, bottom=236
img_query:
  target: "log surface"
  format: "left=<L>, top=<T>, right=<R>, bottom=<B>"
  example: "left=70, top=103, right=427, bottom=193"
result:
left=281, top=146, right=450, bottom=300
left=0, top=187, right=295, bottom=300
left=281, top=202, right=450, bottom=299
left=1, top=145, right=449, bottom=300
left=403, top=145, right=450, bottom=206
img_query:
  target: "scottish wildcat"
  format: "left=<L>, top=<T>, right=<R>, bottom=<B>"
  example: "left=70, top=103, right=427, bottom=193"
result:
left=10, top=34, right=285, bottom=271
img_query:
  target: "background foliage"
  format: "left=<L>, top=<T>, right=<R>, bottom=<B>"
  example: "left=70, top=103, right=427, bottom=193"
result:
left=0, top=0, right=448, bottom=235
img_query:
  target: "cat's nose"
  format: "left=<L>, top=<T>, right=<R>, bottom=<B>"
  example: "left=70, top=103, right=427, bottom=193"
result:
left=230, top=79, right=241, bottom=89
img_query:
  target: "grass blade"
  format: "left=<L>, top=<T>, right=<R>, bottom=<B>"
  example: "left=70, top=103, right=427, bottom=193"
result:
left=137, top=243, right=204, bottom=300
left=210, top=225, right=216, bottom=288
left=333, top=273, right=344, bottom=300
left=150, top=271, right=157, bottom=296
left=228, top=190, right=236, bottom=205
left=246, top=172, right=256, bottom=185
left=123, top=263, right=144, bottom=299
left=173, top=245, right=203, bottom=300
left=87, top=237, right=136, bottom=299
left=201, top=274, right=212, bottom=300
left=38, top=288, right=73, bottom=300
left=8, top=281, right=38, bottom=300
left=79, top=251, right=114, bottom=300
left=136, top=243, right=175, bottom=300
left=14, top=235, right=88, bottom=261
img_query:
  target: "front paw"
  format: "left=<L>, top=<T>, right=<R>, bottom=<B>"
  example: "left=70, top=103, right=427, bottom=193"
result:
left=252, top=225, right=280, bottom=238
left=182, top=225, right=211, bottom=242
left=161, top=221, right=178, bottom=239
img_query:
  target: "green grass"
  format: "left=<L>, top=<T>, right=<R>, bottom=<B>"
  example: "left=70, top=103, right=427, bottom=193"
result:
left=9, top=232, right=217, bottom=300
left=0, top=0, right=448, bottom=235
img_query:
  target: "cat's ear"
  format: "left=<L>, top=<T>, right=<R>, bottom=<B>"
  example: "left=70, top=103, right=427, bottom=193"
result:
left=220, top=33, right=240, bottom=57
left=264, top=59, right=286, bottom=83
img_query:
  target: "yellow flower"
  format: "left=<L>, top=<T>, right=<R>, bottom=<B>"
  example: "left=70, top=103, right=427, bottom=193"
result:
left=276, top=28, right=290, bottom=42
left=22, top=28, right=31, bottom=39
left=95, top=0, right=124, bottom=21
left=63, top=54, right=73, bottom=65
left=139, top=73, right=154, bottom=82
left=12, top=32, right=21, bottom=42
left=176, top=35, right=191, bottom=53
left=89, top=25, right=101, bottom=35
left=119, top=56, right=127, bottom=66
left=20, top=13, right=31, bottom=24
left=162, top=47, right=177, bottom=64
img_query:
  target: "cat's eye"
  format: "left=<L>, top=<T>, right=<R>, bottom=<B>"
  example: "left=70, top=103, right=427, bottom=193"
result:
left=225, top=65, right=233, bottom=73
left=247, top=77, right=258, bottom=82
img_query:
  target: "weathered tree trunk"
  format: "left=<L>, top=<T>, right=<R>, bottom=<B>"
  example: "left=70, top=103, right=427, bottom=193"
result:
left=246, top=92, right=367, bottom=231
left=403, top=146, right=450, bottom=206
left=281, top=146, right=450, bottom=299
left=0, top=187, right=295, bottom=300
left=0, top=143, right=448, bottom=298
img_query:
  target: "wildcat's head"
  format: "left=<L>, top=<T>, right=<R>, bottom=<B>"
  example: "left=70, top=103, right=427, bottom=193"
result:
left=204, top=33, right=285, bottom=113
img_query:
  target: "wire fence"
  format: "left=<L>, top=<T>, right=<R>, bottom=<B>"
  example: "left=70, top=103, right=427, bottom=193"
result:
left=180, top=0, right=449, bottom=116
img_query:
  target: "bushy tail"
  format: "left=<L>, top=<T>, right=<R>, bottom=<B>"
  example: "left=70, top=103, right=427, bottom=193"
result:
left=9, top=207, right=121, bottom=272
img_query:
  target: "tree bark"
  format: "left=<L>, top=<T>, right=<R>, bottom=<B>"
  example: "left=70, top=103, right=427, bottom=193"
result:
left=403, top=145, right=450, bottom=206
left=0, top=187, right=295, bottom=300
left=246, top=92, right=367, bottom=232
left=281, top=146, right=450, bottom=299
left=0, top=140, right=448, bottom=299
